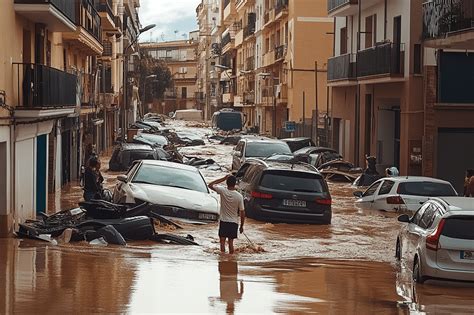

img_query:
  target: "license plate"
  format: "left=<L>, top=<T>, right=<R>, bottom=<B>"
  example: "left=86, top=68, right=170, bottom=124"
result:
left=283, top=199, right=306, bottom=207
left=198, top=213, right=217, bottom=221
left=461, top=251, right=474, bottom=260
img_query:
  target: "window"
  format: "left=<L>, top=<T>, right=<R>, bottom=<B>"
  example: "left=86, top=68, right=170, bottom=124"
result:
left=260, top=171, right=325, bottom=193
left=414, top=44, right=422, bottom=74
left=398, top=182, right=457, bottom=197
left=379, top=180, right=395, bottom=195
left=412, top=203, right=429, bottom=226
left=442, top=217, right=474, bottom=240
left=363, top=181, right=382, bottom=197
left=340, top=27, right=347, bottom=55
left=419, top=204, right=439, bottom=229
left=181, top=87, right=187, bottom=98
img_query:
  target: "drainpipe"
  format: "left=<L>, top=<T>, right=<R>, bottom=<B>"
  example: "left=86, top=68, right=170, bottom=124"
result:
left=384, top=0, right=387, bottom=40
left=355, top=0, right=362, bottom=166
left=9, top=123, right=15, bottom=235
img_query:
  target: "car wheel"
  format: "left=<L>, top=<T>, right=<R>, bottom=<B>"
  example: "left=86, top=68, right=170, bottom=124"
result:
left=413, top=258, right=426, bottom=284
left=395, top=239, right=401, bottom=261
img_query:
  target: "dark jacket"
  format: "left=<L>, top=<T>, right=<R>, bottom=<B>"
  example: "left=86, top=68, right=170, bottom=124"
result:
left=84, top=168, right=100, bottom=194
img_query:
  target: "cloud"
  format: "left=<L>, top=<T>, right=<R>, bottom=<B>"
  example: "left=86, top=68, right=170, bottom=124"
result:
left=139, top=0, right=201, bottom=42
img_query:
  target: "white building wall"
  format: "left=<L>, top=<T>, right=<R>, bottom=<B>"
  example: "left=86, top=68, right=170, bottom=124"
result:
left=0, top=127, right=11, bottom=220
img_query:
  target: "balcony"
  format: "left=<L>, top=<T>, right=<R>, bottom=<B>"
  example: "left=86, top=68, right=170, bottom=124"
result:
left=245, top=56, right=255, bottom=71
left=222, top=93, right=234, bottom=104
left=328, top=53, right=356, bottom=82
left=221, top=32, right=234, bottom=54
left=275, top=45, right=286, bottom=61
left=63, top=0, right=103, bottom=55
left=263, top=9, right=275, bottom=28
left=327, top=0, right=358, bottom=17
left=102, top=40, right=112, bottom=57
left=14, top=0, right=76, bottom=32
left=96, top=0, right=115, bottom=29
left=235, top=28, right=244, bottom=47
left=423, top=0, right=474, bottom=49
left=13, top=63, right=77, bottom=118
left=275, top=0, right=289, bottom=20
left=357, top=43, right=405, bottom=79
left=263, top=50, right=275, bottom=67
left=99, top=93, right=117, bottom=108
left=223, top=0, right=236, bottom=25
left=164, top=91, right=177, bottom=99
left=276, top=83, right=288, bottom=104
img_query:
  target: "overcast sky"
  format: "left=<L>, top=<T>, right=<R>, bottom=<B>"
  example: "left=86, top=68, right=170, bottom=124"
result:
left=139, top=0, right=201, bottom=42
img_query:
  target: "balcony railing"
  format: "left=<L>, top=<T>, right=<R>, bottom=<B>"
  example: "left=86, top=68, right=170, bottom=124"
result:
left=423, top=0, right=474, bottom=40
left=164, top=91, right=177, bottom=99
left=96, top=0, right=113, bottom=18
left=275, top=0, right=289, bottom=15
left=327, top=0, right=358, bottom=13
left=15, top=0, right=76, bottom=24
left=103, top=40, right=112, bottom=56
left=222, top=32, right=232, bottom=47
left=328, top=53, right=356, bottom=81
left=78, top=0, right=102, bottom=42
left=13, top=63, right=77, bottom=108
left=224, top=0, right=231, bottom=9
left=244, top=13, right=256, bottom=38
left=357, top=43, right=405, bottom=78
left=275, top=45, right=286, bottom=60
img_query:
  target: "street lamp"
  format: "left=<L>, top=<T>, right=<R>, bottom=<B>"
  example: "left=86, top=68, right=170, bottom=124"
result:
left=140, top=74, right=157, bottom=118
left=122, top=23, right=156, bottom=138
left=258, top=72, right=277, bottom=137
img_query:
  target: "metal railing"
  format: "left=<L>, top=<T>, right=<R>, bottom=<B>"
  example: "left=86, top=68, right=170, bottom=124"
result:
left=15, top=0, right=76, bottom=24
left=357, top=43, right=405, bottom=77
left=245, top=56, right=255, bottom=70
left=328, top=53, right=356, bottom=81
left=275, top=45, right=286, bottom=60
left=103, top=40, right=112, bottom=56
left=423, top=0, right=474, bottom=39
left=275, top=0, right=289, bottom=15
left=327, top=0, right=358, bottom=13
left=13, top=63, right=77, bottom=108
left=96, top=0, right=114, bottom=18
left=77, top=0, right=102, bottom=42
left=221, top=32, right=232, bottom=47
left=244, top=14, right=256, bottom=38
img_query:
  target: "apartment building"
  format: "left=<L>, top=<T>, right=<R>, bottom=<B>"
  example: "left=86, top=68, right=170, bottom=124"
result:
left=0, top=0, right=141, bottom=237
left=421, top=0, right=474, bottom=192
left=328, top=0, right=424, bottom=174
left=140, top=36, right=200, bottom=114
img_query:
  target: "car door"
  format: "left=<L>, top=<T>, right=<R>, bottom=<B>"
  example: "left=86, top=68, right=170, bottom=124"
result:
left=232, top=141, right=245, bottom=170
left=113, top=161, right=140, bottom=203
left=356, top=180, right=383, bottom=210
left=372, top=180, right=396, bottom=211
left=405, top=203, right=435, bottom=267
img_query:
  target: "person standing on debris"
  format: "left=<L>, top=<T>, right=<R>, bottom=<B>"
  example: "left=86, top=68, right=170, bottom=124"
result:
left=83, top=157, right=102, bottom=201
left=464, top=169, right=474, bottom=197
left=208, top=174, right=245, bottom=254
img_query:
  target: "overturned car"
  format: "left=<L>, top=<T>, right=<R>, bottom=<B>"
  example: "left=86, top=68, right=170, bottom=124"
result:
left=113, top=160, right=219, bottom=223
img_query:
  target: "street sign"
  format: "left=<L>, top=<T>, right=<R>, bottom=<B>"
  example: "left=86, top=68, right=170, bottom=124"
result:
left=284, top=121, right=296, bottom=132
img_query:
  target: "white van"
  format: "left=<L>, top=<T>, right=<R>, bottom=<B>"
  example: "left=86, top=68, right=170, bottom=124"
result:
left=172, top=109, right=203, bottom=121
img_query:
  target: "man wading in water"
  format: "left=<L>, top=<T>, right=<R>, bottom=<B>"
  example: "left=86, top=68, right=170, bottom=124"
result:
left=209, top=174, right=245, bottom=254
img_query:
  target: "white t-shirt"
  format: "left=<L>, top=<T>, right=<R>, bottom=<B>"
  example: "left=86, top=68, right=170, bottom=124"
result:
left=214, top=185, right=244, bottom=224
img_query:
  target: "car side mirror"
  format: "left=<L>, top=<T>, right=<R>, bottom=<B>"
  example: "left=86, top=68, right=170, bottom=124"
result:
left=397, top=214, right=410, bottom=223
left=353, top=191, right=363, bottom=198
left=117, top=175, right=128, bottom=183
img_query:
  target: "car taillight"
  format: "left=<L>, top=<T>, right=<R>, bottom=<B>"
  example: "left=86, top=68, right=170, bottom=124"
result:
left=426, top=218, right=446, bottom=251
left=251, top=191, right=273, bottom=199
left=386, top=196, right=405, bottom=204
left=315, top=198, right=332, bottom=205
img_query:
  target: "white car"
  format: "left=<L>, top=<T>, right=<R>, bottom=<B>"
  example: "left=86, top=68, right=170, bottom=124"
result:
left=396, top=197, right=474, bottom=283
left=113, top=160, right=219, bottom=223
left=354, top=177, right=457, bottom=212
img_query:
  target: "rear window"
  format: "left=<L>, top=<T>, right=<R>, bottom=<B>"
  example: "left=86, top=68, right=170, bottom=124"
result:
left=245, top=142, right=292, bottom=158
left=397, top=182, right=456, bottom=197
left=128, top=151, right=155, bottom=165
left=259, top=171, right=325, bottom=193
left=442, top=217, right=474, bottom=240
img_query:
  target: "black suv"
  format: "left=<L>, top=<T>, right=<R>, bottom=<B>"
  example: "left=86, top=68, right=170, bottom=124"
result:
left=235, top=159, right=332, bottom=224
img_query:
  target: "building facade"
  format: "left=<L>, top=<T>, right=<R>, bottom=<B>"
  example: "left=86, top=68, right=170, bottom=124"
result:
left=0, top=0, right=141, bottom=237
left=140, top=37, right=200, bottom=115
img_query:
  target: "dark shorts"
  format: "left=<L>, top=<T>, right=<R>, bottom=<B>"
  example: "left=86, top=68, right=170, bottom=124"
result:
left=219, top=221, right=238, bottom=239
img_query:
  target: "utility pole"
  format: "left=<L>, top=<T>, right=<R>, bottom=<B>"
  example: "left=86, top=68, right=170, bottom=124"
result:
left=272, top=80, right=276, bottom=137
left=302, top=91, right=305, bottom=137
left=314, top=60, right=318, bottom=145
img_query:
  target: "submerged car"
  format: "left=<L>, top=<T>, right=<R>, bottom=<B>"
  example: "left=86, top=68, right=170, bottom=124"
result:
left=396, top=197, right=474, bottom=283
left=354, top=177, right=457, bottom=212
left=236, top=159, right=332, bottom=224
left=231, top=138, right=292, bottom=170
left=133, top=133, right=169, bottom=147
left=108, top=143, right=170, bottom=171
left=281, top=137, right=315, bottom=153
left=293, top=146, right=342, bottom=168
left=113, top=160, right=219, bottom=223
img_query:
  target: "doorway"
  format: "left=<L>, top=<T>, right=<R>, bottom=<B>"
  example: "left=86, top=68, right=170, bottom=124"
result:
left=377, top=105, right=400, bottom=170
left=61, top=130, right=71, bottom=186
left=0, top=142, right=7, bottom=219
left=36, top=135, right=47, bottom=214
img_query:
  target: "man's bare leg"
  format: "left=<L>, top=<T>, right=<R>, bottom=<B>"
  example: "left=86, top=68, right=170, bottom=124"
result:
left=228, top=238, right=235, bottom=254
left=220, top=237, right=226, bottom=253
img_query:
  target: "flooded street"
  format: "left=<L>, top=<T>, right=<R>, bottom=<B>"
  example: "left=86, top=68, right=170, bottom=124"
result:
left=2, top=120, right=474, bottom=314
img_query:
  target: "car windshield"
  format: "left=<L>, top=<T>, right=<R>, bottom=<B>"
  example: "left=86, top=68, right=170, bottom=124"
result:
left=245, top=142, right=292, bottom=158
left=260, top=170, right=325, bottom=193
left=132, top=164, right=208, bottom=193
left=397, top=181, right=457, bottom=197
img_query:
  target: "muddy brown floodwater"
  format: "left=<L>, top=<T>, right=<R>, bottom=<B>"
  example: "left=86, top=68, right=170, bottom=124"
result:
left=2, top=121, right=473, bottom=314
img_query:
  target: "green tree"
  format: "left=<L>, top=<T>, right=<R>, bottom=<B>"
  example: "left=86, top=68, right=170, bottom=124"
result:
left=139, top=53, right=173, bottom=102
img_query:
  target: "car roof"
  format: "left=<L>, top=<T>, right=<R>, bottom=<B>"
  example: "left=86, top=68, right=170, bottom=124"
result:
left=294, top=146, right=338, bottom=154
left=243, top=138, right=287, bottom=144
left=280, top=137, right=312, bottom=142
left=140, top=160, right=199, bottom=172
left=384, top=176, right=452, bottom=184
left=246, top=159, right=320, bottom=174
left=430, top=197, right=474, bottom=212
left=119, top=143, right=154, bottom=151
